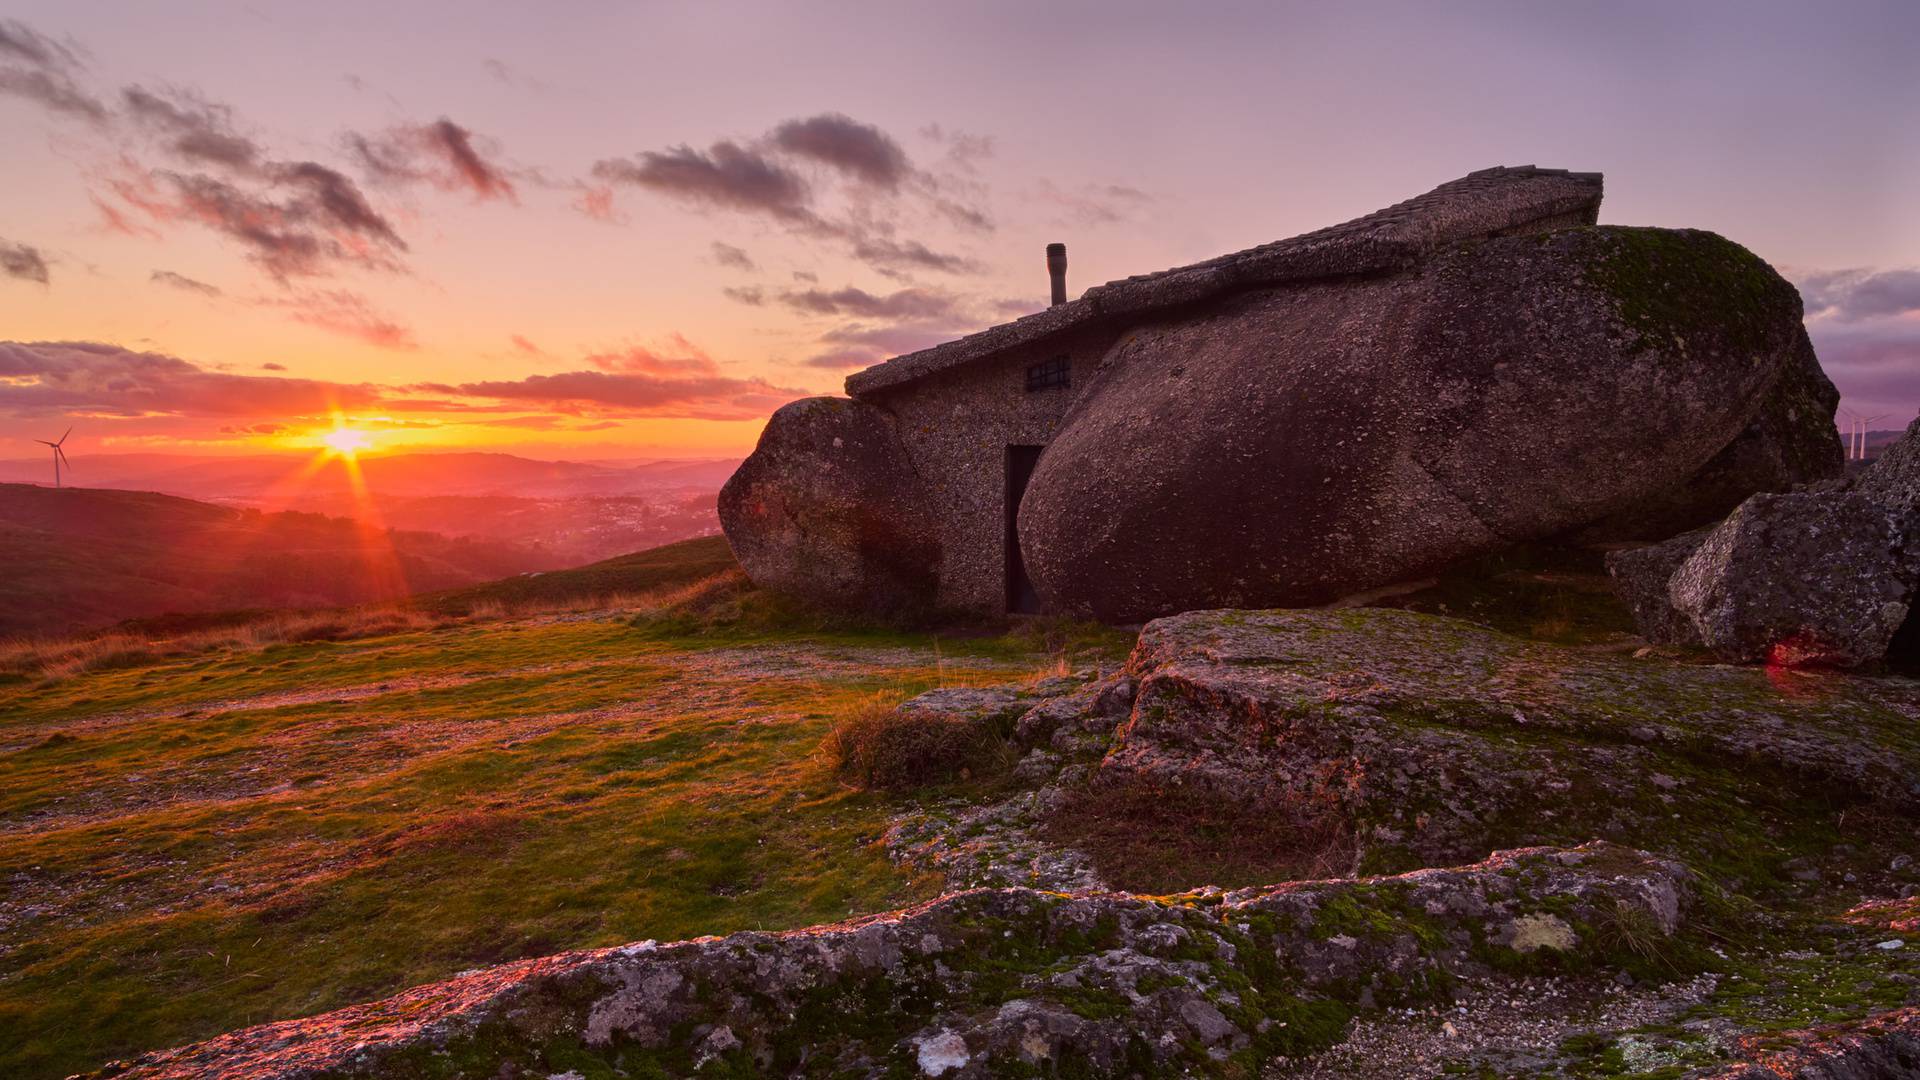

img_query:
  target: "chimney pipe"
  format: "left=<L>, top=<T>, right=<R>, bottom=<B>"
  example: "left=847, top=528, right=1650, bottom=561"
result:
left=1046, top=242, right=1067, bottom=307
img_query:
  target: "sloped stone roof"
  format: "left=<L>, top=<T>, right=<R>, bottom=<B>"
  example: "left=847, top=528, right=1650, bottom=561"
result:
left=845, top=165, right=1603, bottom=398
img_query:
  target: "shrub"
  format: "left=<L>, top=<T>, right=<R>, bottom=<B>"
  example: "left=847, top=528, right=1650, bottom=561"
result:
left=821, top=694, right=1014, bottom=790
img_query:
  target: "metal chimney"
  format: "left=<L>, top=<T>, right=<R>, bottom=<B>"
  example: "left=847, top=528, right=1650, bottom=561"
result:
left=1046, top=242, right=1067, bottom=307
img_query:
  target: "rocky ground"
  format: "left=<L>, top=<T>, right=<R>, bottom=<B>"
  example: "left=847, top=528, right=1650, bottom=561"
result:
left=68, top=599, right=1920, bottom=1079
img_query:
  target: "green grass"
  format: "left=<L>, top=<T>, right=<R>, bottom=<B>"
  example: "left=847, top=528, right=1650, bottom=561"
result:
left=0, top=603, right=1085, bottom=1080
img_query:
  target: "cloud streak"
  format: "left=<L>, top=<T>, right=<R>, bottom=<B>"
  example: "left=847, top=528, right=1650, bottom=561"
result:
left=1801, top=268, right=1920, bottom=322
left=269, top=290, right=419, bottom=350
left=778, top=285, right=963, bottom=319
left=0, top=338, right=806, bottom=425
left=1, top=239, right=51, bottom=284
left=349, top=118, right=518, bottom=201
left=0, top=340, right=380, bottom=418
left=594, top=140, right=813, bottom=221
left=1798, top=267, right=1920, bottom=418
left=121, top=85, right=264, bottom=171
left=592, top=113, right=984, bottom=277
left=710, top=241, right=756, bottom=271
left=771, top=112, right=910, bottom=189
left=150, top=269, right=221, bottom=296
left=0, top=18, right=106, bottom=122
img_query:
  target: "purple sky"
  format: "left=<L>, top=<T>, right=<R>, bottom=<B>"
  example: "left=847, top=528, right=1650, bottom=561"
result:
left=2, top=0, right=1917, bottom=457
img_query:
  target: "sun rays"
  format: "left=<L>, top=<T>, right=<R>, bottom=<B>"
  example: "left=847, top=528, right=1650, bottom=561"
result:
left=320, top=426, right=373, bottom=458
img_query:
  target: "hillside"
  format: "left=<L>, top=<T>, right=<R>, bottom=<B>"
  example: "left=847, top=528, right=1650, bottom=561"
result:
left=0, top=484, right=559, bottom=637
left=416, top=534, right=735, bottom=614
left=275, top=491, right=721, bottom=568
left=2, top=581, right=1916, bottom=1080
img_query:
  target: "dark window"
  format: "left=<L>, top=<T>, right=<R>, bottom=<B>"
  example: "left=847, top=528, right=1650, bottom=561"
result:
left=1026, top=354, right=1070, bottom=391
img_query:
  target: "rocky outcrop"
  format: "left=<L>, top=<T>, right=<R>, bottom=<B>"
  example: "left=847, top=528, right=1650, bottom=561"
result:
left=1854, top=417, right=1920, bottom=513
left=1094, top=607, right=1920, bottom=871
left=1606, top=526, right=1712, bottom=645
left=1707, top=1007, right=1920, bottom=1079
left=1668, top=492, right=1920, bottom=666
left=85, top=844, right=1691, bottom=1080
left=1609, top=419, right=1920, bottom=668
left=1018, top=227, right=1833, bottom=622
left=717, top=396, right=941, bottom=614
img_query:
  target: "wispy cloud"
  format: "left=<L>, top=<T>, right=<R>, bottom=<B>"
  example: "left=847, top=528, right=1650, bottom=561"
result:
left=711, top=241, right=756, bottom=271
left=591, top=112, right=985, bottom=277
left=1, top=337, right=807, bottom=424
left=0, top=340, right=381, bottom=418
left=427, top=369, right=803, bottom=420
left=594, top=139, right=814, bottom=221
left=1801, top=268, right=1920, bottom=322
left=122, top=85, right=264, bottom=171
left=1031, top=178, right=1153, bottom=227
left=0, top=239, right=51, bottom=285
left=150, top=269, right=221, bottom=296
left=771, top=112, right=910, bottom=189
left=777, top=285, right=963, bottom=319
left=116, top=163, right=408, bottom=280
left=0, top=18, right=106, bottom=122
left=348, top=118, right=518, bottom=202
left=261, top=290, right=418, bottom=350
left=1798, top=267, right=1920, bottom=418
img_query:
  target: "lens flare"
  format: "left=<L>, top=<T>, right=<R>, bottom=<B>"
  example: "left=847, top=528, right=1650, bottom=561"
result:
left=321, top=428, right=373, bottom=457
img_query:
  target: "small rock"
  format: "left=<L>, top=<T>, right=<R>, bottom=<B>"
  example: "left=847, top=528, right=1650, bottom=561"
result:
left=914, top=1029, right=971, bottom=1075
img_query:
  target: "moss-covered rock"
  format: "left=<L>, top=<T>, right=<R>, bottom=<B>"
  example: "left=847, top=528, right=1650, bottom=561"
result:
left=1099, top=607, right=1920, bottom=877
left=83, top=844, right=1692, bottom=1080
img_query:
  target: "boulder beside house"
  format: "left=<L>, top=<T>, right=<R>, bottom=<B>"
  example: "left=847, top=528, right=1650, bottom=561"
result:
left=1609, top=417, right=1920, bottom=669
left=720, top=165, right=1843, bottom=621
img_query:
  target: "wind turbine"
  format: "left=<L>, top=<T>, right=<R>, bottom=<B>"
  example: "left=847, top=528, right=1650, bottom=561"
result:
left=36, top=427, right=72, bottom=488
left=1857, top=414, right=1888, bottom=461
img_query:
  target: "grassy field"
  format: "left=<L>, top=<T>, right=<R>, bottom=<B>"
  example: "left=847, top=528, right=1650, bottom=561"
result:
left=0, top=593, right=1112, bottom=1079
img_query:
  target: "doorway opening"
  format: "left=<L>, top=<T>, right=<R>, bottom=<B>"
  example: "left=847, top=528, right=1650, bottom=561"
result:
left=1005, top=445, right=1045, bottom=614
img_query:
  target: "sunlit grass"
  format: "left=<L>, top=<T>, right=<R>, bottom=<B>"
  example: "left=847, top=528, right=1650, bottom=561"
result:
left=0, top=594, right=1122, bottom=1079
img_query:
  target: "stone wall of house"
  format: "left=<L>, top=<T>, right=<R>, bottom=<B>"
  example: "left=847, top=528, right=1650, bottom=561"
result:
left=862, top=322, right=1126, bottom=614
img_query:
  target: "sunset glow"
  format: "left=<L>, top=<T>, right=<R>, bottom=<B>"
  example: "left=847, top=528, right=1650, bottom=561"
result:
left=320, top=428, right=374, bottom=458
left=3, top=2, right=1916, bottom=466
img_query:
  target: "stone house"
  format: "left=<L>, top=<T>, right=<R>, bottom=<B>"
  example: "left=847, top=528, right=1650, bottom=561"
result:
left=722, top=165, right=1835, bottom=620
left=835, top=166, right=1606, bottom=614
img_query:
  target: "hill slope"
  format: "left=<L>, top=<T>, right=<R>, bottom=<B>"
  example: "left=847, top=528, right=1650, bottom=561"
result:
left=0, top=484, right=557, bottom=636
left=417, top=534, right=736, bottom=614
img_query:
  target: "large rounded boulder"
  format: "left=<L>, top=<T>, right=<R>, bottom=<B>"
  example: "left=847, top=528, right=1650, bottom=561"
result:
left=1018, top=227, right=1831, bottom=622
left=719, top=396, right=940, bottom=614
left=1574, top=329, right=1841, bottom=541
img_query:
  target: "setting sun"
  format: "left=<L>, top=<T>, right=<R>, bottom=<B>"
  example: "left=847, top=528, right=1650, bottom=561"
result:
left=320, top=428, right=373, bottom=457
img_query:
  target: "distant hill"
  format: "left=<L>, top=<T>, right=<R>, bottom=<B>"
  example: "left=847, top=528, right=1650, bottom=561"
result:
left=0, top=451, right=742, bottom=501
left=0, top=484, right=562, bottom=637
left=268, top=491, right=721, bottom=568
left=418, top=534, right=736, bottom=615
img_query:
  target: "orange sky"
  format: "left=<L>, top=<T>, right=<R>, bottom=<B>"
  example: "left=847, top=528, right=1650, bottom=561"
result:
left=2, top=2, right=1917, bottom=461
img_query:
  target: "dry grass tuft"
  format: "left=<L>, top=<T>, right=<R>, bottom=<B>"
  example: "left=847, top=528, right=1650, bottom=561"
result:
left=820, top=693, right=1015, bottom=790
